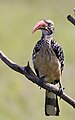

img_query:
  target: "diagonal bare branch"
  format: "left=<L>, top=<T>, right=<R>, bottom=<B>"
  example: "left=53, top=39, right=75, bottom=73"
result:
left=67, top=15, right=75, bottom=25
left=0, top=50, right=75, bottom=108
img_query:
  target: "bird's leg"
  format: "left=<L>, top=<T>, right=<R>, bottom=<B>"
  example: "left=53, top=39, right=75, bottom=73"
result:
left=58, top=80, right=64, bottom=97
left=39, top=76, right=45, bottom=89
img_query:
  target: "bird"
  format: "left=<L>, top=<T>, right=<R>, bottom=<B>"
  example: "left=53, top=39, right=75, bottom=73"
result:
left=32, top=19, right=64, bottom=116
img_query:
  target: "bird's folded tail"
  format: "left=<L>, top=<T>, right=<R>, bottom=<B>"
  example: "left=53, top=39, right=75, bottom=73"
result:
left=45, top=90, right=60, bottom=116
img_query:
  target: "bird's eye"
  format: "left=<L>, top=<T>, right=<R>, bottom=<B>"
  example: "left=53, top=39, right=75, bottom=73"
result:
left=48, top=23, right=51, bottom=27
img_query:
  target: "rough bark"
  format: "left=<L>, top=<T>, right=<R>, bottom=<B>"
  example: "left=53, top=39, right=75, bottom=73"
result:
left=0, top=50, right=75, bottom=108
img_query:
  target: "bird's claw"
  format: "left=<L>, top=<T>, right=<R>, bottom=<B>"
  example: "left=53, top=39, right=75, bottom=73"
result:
left=38, top=76, right=45, bottom=89
left=59, top=87, right=65, bottom=99
left=59, top=87, right=63, bottom=95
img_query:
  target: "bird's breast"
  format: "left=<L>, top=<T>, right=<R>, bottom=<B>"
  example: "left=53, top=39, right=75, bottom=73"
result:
left=33, top=46, right=61, bottom=83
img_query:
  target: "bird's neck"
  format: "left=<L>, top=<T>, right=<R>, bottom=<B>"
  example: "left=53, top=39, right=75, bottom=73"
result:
left=41, top=34, right=54, bottom=42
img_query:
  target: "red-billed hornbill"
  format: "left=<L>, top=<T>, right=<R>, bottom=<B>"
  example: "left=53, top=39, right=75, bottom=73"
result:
left=32, top=19, right=64, bottom=116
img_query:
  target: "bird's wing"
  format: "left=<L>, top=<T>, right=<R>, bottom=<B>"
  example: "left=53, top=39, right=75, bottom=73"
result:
left=32, top=40, right=42, bottom=77
left=51, top=40, right=64, bottom=73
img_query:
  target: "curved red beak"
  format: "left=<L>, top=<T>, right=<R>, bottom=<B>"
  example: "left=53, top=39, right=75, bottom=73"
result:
left=32, top=20, right=47, bottom=34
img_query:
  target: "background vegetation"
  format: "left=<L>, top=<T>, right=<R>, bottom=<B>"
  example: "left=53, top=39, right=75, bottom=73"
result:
left=0, top=0, right=75, bottom=120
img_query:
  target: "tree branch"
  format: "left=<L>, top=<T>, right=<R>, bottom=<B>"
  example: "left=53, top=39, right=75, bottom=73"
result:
left=67, top=15, right=75, bottom=25
left=0, top=50, right=75, bottom=108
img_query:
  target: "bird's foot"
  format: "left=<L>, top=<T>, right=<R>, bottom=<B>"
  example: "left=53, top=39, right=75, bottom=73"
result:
left=59, top=86, right=65, bottom=99
left=58, top=80, right=65, bottom=98
left=38, top=76, right=45, bottom=89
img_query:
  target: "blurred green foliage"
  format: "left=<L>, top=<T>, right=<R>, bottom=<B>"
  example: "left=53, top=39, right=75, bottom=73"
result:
left=0, top=0, right=75, bottom=120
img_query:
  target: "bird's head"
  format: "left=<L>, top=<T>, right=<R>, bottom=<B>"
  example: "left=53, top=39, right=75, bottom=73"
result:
left=32, top=19, right=54, bottom=36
